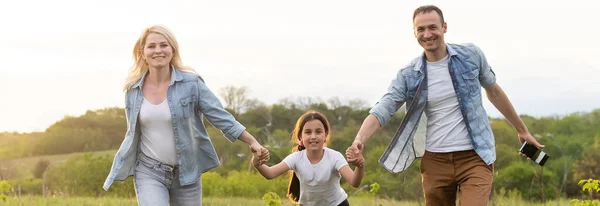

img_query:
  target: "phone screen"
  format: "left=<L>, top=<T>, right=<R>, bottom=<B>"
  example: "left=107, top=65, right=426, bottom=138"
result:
left=519, top=141, right=538, bottom=159
left=519, top=141, right=549, bottom=166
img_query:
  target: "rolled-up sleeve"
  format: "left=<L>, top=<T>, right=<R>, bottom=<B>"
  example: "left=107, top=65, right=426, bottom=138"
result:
left=474, top=45, right=497, bottom=88
left=369, top=70, right=408, bottom=127
left=196, top=78, right=246, bottom=142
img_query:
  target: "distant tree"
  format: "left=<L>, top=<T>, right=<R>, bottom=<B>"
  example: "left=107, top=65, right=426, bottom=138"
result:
left=219, top=86, right=250, bottom=115
left=348, top=98, right=368, bottom=110
left=573, top=136, right=600, bottom=183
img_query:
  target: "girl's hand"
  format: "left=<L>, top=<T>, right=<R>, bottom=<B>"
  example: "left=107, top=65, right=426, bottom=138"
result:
left=252, top=148, right=270, bottom=167
left=346, top=146, right=364, bottom=167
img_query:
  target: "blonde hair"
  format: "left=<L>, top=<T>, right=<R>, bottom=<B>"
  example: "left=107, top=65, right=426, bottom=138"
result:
left=123, top=25, right=197, bottom=91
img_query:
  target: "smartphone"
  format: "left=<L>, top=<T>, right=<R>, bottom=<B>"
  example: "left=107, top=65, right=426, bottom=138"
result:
left=519, top=141, right=549, bottom=166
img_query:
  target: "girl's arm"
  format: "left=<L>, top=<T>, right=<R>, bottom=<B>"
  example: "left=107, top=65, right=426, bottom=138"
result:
left=254, top=162, right=290, bottom=180
left=340, top=147, right=365, bottom=188
left=252, top=153, right=290, bottom=180
left=339, top=164, right=364, bottom=188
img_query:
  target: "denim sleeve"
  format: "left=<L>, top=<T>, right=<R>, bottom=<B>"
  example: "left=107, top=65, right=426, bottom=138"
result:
left=196, top=78, right=246, bottom=142
left=124, top=92, right=130, bottom=122
left=474, top=45, right=497, bottom=88
left=369, top=70, right=408, bottom=127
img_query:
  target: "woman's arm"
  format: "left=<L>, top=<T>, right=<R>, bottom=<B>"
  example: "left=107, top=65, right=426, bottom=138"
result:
left=195, top=78, right=269, bottom=159
left=195, top=78, right=246, bottom=143
left=239, top=131, right=269, bottom=161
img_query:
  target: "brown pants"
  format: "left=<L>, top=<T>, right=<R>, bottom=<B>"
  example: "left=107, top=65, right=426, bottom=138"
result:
left=420, top=150, right=493, bottom=206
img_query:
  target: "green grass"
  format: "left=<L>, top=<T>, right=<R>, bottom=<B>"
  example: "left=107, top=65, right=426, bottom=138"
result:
left=1, top=196, right=408, bottom=206
left=490, top=197, right=572, bottom=206
left=3, top=196, right=136, bottom=206
left=1, top=196, right=572, bottom=206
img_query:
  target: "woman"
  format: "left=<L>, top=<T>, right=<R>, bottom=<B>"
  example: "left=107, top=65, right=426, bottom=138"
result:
left=103, top=25, right=269, bottom=205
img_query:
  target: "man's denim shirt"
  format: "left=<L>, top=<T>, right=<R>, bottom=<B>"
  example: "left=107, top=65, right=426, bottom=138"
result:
left=103, top=67, right=246, bottom=190
left=373, top=43, right=497, bottom=173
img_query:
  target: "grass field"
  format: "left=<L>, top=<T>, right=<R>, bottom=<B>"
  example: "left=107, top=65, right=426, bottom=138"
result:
left=2, top=196, right=403, bottom=206
left=1, top=196, right=573, bottom=206
left=4, top=150, right=116, bottom=179
left=0, top=151, right=581, bottom=206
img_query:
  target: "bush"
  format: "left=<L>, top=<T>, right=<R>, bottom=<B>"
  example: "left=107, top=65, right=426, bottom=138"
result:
left=44, top=153, right=134, bottom=198
left=33, top=159, right=50, bottom=179
left=202, top=171, right=288, bottom=198
left=0, top=180, right=11, bottom=201
left=571, top=179, right=600, bottom=206
left=494, top=161, right=558, bottom=201
left=262, top=192, right=283, bottom=206
left=6, top=178, right=42, bottom=195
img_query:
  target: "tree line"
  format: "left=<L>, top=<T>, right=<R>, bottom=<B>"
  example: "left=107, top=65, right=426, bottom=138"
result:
left=0, top=86, right=598, bottom=201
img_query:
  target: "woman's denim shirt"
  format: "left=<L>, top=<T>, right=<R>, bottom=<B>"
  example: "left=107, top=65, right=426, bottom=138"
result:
left=103, top=68, right=245, bottom=190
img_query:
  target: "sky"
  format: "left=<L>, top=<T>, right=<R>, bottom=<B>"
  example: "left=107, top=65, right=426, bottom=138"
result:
left=1, top=0, right=599, bottom=133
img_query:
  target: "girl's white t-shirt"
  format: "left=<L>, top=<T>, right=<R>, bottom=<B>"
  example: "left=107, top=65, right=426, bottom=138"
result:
left=282, top=147, right=349, bottom=206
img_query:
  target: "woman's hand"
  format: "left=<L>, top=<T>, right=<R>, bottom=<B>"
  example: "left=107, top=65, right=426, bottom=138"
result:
left=250, top=143, right=269, bottom=166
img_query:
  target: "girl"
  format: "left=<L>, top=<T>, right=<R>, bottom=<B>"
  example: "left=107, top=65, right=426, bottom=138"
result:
left=253, top=110, right=364, bottom=206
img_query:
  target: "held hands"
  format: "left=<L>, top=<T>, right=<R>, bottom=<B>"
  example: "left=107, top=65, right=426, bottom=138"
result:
left=346, top=140, right=365, bottom=168
left=250, top=142, right=270, bottom=167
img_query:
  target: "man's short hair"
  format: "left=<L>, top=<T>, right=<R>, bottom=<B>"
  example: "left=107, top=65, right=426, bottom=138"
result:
left=413, top=5, right=445, bottom=24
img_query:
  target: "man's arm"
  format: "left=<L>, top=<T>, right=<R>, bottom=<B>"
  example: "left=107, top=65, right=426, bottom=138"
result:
left=347, top=115, right=381, bottom=167
left=484, top=83, right=544, bottom=149
left=473, top=44, right=543, bottom=149
left=349, top=69, right=409, bottom=166
left=357, top=69, right=409, bottom=145
left=354, top=114, right=381, bottom=144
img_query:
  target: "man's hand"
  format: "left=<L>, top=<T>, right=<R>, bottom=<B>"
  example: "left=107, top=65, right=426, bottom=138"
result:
left=518, top=132, right=545, bottom=159
left=346, top=140, right=364, bottom=167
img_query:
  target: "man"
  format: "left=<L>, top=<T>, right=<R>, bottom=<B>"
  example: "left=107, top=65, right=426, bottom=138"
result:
left=346, top=5, right=544, bottom=206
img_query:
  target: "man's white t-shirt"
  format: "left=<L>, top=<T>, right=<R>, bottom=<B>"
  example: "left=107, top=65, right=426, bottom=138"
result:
left=282, top=147, right=348, bottom=206
left=425, top=54, right=474, bottom=152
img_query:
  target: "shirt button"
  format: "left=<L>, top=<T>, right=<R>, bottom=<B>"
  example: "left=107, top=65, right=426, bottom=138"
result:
left=458, top=98, right=462, bottom=102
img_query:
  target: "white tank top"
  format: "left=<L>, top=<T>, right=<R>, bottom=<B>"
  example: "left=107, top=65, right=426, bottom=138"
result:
left=139, top=97, right=178, bottom=165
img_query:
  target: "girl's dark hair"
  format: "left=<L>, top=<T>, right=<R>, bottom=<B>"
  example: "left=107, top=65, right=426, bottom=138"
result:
left=287, top=110, right=331, bottom=203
